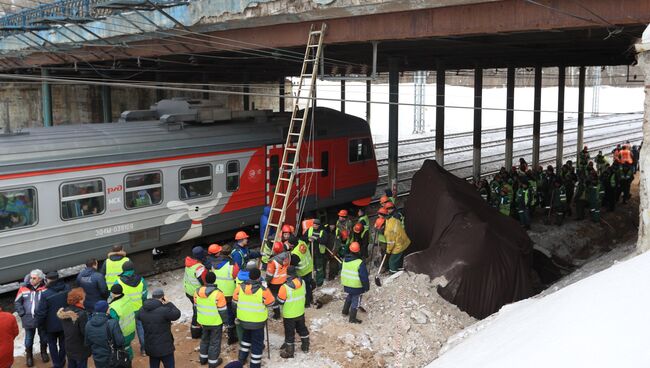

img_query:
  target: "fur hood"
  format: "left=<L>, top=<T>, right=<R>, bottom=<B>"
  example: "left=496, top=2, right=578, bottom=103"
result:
left=57, top=307, right=80, bottom=322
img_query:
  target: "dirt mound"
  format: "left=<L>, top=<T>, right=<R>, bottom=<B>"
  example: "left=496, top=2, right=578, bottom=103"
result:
left=403, top=160, right=534, bottom=319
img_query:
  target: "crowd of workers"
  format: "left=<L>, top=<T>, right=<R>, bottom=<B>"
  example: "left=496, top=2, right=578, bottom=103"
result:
left=474, top=142, right=641, bottom=228
left=1, top=191, right=411, bottom=368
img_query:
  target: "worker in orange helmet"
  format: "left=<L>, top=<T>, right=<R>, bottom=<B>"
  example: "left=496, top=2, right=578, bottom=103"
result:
left=373, top=217, right=388, bottom=270
left=281, top=224, right=293, bottom=242
left=208, top=243, right=240, bottom=345
left=335, top=209, right=353, bottom=262
left=351, top=222, right=369, bottom=260
left=266, top=241, right=290, bottom=319
left=205, top=243, right=222, bottom=269
left=231, top=231, right=260, bottom=271
left=340, top=242, right=369, bottom=324
left=383, top=201, right=404, bottom=223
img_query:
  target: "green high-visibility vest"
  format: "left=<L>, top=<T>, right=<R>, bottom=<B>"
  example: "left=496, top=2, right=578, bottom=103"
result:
left=213, top=263, right=236, bottom=297
left=341, top=259, right=362, bottom=288
left=109, top=296, right=136, bottom=338
left=236, top=286, right=268, bottom=323
left=291, top=240, right=313, bottom=277
left=105, top=257, right=129, bottom=287
left=195, top=288, right=223, bottom=327
left=282, top=280, right=306, bottom=319
left=358, top=215, right=369, bottom=233
left=118, top=279, right=144, bottom=311
left=184, top=263, right=202, bottom=297
left=307, top=227, right=326, bottom=254
left=261, top=241, right=273, bottom=264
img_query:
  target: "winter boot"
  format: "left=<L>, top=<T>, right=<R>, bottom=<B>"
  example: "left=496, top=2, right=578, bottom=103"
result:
left=280, top=344, right=295, bottom=359
left=349, top=308, right=362, bottom=324
left=208, top=357, right=222, bottom=368
left=200, top=357, right=208, bottom=365
left=40, top=343, right=50, bottom=363
left=26, top=347, right=34, bottom=367
left=342, top=300, right=351, bottom=316
left=227, top=327, right=238, bottom=345
left=272, top=307, right=281, bottom=320
left=301, top=337, right=310, bottom=353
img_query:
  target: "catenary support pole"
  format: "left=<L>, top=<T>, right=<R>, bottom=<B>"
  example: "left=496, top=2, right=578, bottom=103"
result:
left=435, top=65, right=445, bottom=166
left=279, top=77, right=285, bottom=113
left=366, top=78, right=371, bottom=124
left=533, top=67, right=542, bottom=169
left=577, top=66, right=586, bottom=163
left=41, top=68, right=52, bottom=127
left=556, top=66, right=566, bottom=169
left=473, top=68, right=483, bottom=181
left=505, top=67, right=515, bottom=169
left=340, top=79, right=346, bottom=114
left=101, top=84, right=112, bottom=123
left=388, top=57, right=399, bottom=196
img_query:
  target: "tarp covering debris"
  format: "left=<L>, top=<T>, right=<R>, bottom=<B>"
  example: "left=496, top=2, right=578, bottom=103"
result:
left=403, top=160, right=534, bottom=319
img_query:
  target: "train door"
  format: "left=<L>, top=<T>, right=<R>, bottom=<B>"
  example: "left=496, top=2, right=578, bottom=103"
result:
left=317, top=145, right=333, bottom=201
left=265, top=145, right=299, bottom=228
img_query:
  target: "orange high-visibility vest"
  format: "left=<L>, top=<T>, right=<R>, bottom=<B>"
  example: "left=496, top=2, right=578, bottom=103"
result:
left=620, top=149, right=633, bottom=164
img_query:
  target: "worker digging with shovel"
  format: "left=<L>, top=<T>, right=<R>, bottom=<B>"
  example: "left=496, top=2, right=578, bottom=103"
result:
left=340, top=242, right=370, bottom=324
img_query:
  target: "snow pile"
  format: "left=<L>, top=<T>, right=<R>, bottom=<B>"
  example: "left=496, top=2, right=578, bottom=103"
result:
left=427, top=249, right=650, bottom=368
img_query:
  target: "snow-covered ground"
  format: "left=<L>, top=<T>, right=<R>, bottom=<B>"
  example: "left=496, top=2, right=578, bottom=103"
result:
left=427, top=244, right=649, bottom=368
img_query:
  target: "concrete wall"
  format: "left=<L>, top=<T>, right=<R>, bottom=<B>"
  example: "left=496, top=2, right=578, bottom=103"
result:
left=635, top=30, right=650, bottom=253
left=0, top=81, right=286, bottom=130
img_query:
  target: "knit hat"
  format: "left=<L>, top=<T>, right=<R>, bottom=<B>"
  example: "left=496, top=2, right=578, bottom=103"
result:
left=94, top=300, right=109, bottom=313
left=110, top=284, right=123, bottom=295
left=122, top=261, right=134, bottom=272
left=249, top=268, right=261, bottom=281
left=192, top=246, right=205, bottom=259
left=46, top=271, right=59, bottom=281
left=205, top=272, right=216, bottom=284
left=152, top=289, right=165, bottom=299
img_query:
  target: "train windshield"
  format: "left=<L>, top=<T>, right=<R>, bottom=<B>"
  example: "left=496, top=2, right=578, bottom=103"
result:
left=0, top=188, right=37, bottom=231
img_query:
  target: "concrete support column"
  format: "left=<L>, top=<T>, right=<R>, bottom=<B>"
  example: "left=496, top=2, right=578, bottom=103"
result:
left=155, top=72, right=164, bottom=102
left=532, top=67, right=542, bottom=169
left=243, top=86, right=250, bottom=111
left=435, top=65, right=445, bottom=166
left=505, top=67, right=515, bottom=169
left=340, top=80, right=346, bottom=113
left=473, top=68, right=483, bottom=180
left=577, top=66, right=586, bottom=163
left=366, top=78, right=371, bottom=123
left=101, top=84, right=112, bottom=123
left=279, top=77, right=285, bottom=113
left=634, top=34, right=650, bottom=253
left=41, top=68, right=52, bottom=127
left=556, top=66, right=566, bottom=169
left=388, top=57, right=399, bottom=196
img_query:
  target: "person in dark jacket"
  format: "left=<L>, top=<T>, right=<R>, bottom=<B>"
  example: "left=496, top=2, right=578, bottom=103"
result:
left=15, top=269, right=49, bottom=367
left=340, top=243, right=370, bottom=324
left=36, top=271, right=71, bottom=368
left=136, top=289, right=181, bottom=368
left=56, top=288, right=92, bottom=368
left=76, top=258, right=109, bottom=313
left=85, top=300, right=126, bottom=368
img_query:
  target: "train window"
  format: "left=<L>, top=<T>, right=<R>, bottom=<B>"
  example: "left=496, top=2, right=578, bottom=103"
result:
left=321, top=151, right=329, bottom=177
left=60, top=179, right=105, bottom=220
left=180, top=165, right=212, bottom=200
left=124, top=171, right=163, bottom=209
left=0, top=188, right=37, bottom=232
left=349, top=138, right=374, bottom=162
left=226, top=160, right=240, bottom=192
left=270, top=155, right=279, bottom=184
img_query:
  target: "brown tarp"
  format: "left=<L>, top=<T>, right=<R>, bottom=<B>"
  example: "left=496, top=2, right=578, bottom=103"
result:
left=403, top=160, right=534, bottom=319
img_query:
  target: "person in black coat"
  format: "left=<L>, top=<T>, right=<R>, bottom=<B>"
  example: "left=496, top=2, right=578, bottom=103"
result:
left=85, top=300, right=126, bottom=368
left=56, top=287, right=92, bottom=368
left=76, top=258, right=108, bottom=312
left=136, top=289, right=181, bottom=368
left=36, top=271, right=71, bottom=368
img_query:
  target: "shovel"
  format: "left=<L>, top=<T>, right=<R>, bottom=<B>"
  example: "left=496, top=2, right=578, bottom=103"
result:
left=324, top=246, right=343, bottom=264
left=375, top=254, right=388, bottom=286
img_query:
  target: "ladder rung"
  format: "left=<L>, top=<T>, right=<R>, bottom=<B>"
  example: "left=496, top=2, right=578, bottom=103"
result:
left=308, top=44, right=319, bottom=48
left=310, top=31, right=322, bottom=36
left=285, top=147, right=297, bottom=151
left=282, top=162, right=295, bottom=166
left=279, top=177, right=291, bottom=181
left=268, top=222, right=279, bottom=227
left=292, top=117, right=303, bottom=121
left=288, top=132, right=301, bottom=136
left=305, top=59, right=316, bottom=62
left=274, top=192, right=286, bottom=197
left=271, top=208, right=282, bottom=212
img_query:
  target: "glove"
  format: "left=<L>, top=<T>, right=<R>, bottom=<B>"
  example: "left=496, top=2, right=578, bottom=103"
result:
left=234, top=318, right=240, bottom=325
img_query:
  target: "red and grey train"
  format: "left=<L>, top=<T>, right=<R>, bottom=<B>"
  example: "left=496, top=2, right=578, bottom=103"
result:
left=0, top=105, right=378, bottom=284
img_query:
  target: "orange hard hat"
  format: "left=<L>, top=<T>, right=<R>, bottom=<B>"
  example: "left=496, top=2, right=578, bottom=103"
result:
left=338, top=209, right=348, bottom=217
left=353, top=223, right=363, bottom=233
left=235, top=231, right=249, bottom=241
left=377, top=207, right=389, bottom=216
left=349, top=242, right=361, bottom=253
left=374, top=217, right=385, bottom=229
left=380, top=195, right=389, bottom=204
left=384, top=201, right=395, bottom=209
left=272, top=241, right=284, bottom=254
left=289, top=225, right=295, bottom=233
left=281, top=224, right=292, bottom=233
left=340, top=229, right=349, bottom=240
left=208, top=243, right=222, bottom=255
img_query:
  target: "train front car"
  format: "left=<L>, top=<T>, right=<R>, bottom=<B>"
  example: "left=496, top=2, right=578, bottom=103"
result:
left=0, top=106, right=378, bottom=285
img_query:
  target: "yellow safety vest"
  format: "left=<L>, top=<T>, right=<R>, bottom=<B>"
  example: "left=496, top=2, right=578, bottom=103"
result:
left=282, top=280, right=306, bottom=319
left=307, top=228, right=326, bottom=254
left=236, top=286, right=268, bottom=323
left=109, top=296, right=136, bottom=338
left=118, top=279, right=144, bottom=311
left=261, top=241, right=273, bottom=264
left=341, top=259, right=362, bottom=288
left=184, top=263, right=202, bottom=297
left=213, top=263, right=236, bottom=297
left=195, top=288, right=223, bottom=327
left=105, top=257, right=129, bottom=286
left=291, top=241, right=313, bottom=277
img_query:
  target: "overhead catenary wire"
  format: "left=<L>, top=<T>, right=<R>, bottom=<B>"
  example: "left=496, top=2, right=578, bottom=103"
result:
left=0, top=72, right=640, bottom=116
